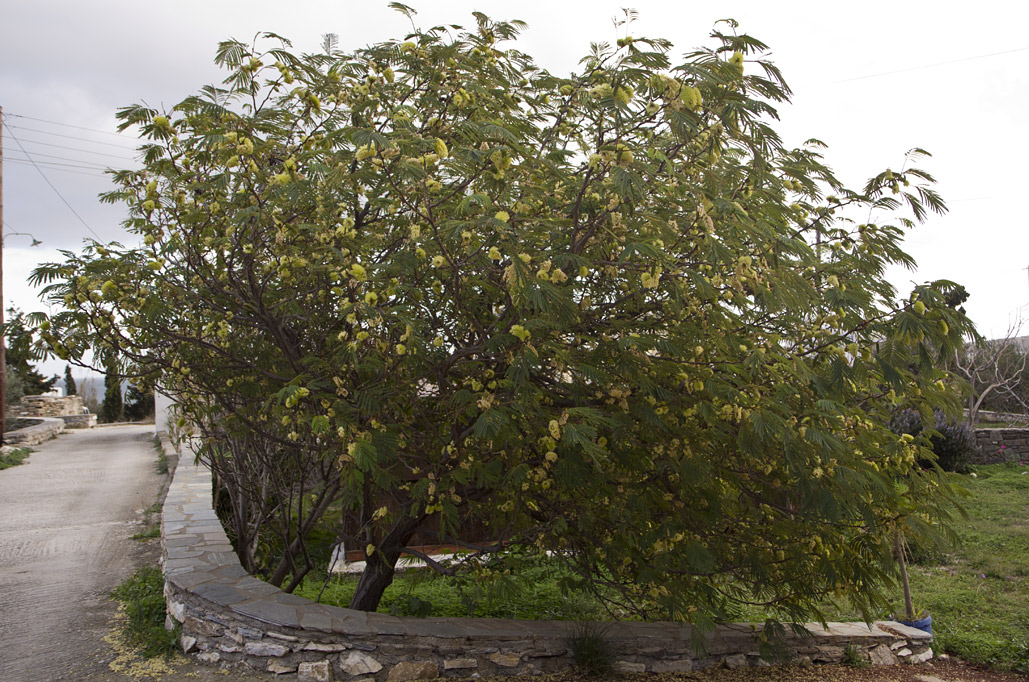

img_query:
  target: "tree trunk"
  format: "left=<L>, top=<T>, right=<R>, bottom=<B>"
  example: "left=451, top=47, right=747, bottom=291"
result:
left=895, top=531, right=916, bottom=621
left=349, top=516, right=424, bottom=611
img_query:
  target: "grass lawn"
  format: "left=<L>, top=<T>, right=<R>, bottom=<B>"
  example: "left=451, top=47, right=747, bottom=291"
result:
left=298, top=463, right=1029, bottom=672
left=904, top=463, right=1029, bottom=672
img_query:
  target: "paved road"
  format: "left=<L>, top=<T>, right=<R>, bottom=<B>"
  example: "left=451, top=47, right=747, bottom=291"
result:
left=0, top=424, right=164, bottom=682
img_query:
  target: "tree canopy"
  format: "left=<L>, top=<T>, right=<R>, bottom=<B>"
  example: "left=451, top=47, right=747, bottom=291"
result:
left=34, top=10, right=974, bottom=633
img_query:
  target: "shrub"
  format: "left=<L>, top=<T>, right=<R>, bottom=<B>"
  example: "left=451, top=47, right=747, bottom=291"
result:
left=567, top=621, right=615, bottom=676
left=890, top=409, right=976, bottom=472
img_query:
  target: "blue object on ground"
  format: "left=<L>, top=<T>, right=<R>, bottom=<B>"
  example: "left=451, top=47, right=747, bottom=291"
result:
left=897, top=613, right=932, bottom=635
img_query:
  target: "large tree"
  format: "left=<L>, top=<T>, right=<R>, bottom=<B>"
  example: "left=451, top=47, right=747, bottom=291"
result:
left=35, top=10, right=973, bottom=631
left=4, top=307, right=56, bottom=398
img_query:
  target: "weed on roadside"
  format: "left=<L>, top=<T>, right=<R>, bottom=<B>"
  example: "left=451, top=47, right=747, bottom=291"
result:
left=131, top=527, right=160, bottom=541
left=0, top=447, right=32, bottom=470
left=152, top=436, right=169, bottom=474
left=110, top=566, right=180, bottom=658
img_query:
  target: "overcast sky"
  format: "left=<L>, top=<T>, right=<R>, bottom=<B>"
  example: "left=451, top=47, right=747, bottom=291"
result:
left=3, top=0, right=1028, bottom=377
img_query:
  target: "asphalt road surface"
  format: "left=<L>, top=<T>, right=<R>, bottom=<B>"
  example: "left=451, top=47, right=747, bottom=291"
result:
left=0, top=424, right=165, bottom=681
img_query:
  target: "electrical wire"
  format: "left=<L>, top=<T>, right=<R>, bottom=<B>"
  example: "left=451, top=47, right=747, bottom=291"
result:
left=837, top=45, right=1029, bottom=83
left=1, top=123, right=137, bottom=149
left=6, top=149, right=110, bottom=170
left=3, top=112, right=130, bottom=138
left=4, top=137, right=135, bottom=161
left=5, top=158, right=109, bottom=173
left=2, top=121, right=103, bottom=239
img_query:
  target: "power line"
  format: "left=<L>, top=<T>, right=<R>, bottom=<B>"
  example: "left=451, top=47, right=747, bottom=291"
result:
left=7, top=149, right=110, bottom=169
left=2, top=121, right=103, bottom=239
left=6, top=137, right=135, bottom=161
left=3, top=112, right=131, bottom=139
left=837, top=45, right=1029, bottom=83
left=1, top=123, right=137, bottom=149
left=4, top=157, right=108, bottom=173
left=2, top=160, right=102, bottom=178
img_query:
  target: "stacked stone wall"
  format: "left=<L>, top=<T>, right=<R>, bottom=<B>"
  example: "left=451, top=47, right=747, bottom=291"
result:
left=161, top=437, right=934, bottom=680
left=10, top=395, right=84, bottom=418
left=4, top=417, right=65, bottom=445
left=974, top=428, right=1029, bottom=464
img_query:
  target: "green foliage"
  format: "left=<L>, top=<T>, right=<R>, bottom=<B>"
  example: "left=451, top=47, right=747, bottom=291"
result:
left=100, top=357, right=123, bottom=423
left=889, top=408, right=976, bottom=472
left=4, top=365, right=26, bottom=404
left=567, top=621, right=615, bottom=676
left=110, top=566, right=180, bottom=658
left=124, top=383, right=155, bottom=421
left=842, top=645, right=868, bottom=668
left=153, top=437, right=170, bottom=475
left=731, top=463, right=1029, bottom=672
left=35, top=9, right=975, bottom=627
left=63, top=364, right=76, bottom=396
left=0, top=447, right=31, bottom=470
left=3, top=307, right=55, bottom=398
left=131, top=527, right=160, bottom=541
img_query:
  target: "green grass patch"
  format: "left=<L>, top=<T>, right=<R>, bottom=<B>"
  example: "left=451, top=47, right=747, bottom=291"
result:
left=297, top=557, right=610, bottom=621
left=902, top=464, right=1029, bottom=672
left=152, top=436, right=169, bottom=474
left=132, top=527, right=160, bottom=541
left=110, top=566, right=179, bottom=658
left=0, top=447, right=32, bottom=470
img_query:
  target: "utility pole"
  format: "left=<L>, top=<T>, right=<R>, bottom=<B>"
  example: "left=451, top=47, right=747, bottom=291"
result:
left=1, top=105, right=6, bottom=445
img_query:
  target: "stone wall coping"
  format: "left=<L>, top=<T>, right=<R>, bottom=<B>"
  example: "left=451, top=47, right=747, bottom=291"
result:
left=161, top=438, right=933, bottom=677
left=5, top=417, right=66, bottom=445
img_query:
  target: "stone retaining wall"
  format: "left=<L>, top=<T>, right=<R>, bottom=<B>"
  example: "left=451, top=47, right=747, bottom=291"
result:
left=60, top=413, right=97, bottom=429
left=5, top=417, right=65, bottom=445
left=975, top=410, right=1029, bottom=425
left=162, top=439, right=934, bottom=680
left=10, top=395, right=84, bottom=418
left=974, top=428, right=1029, bottom=464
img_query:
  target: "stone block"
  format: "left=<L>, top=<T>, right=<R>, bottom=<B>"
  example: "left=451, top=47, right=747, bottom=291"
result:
left=488, top=652, right=521, bottom=668
left=269, top=659, right=299, bottom=674
left=443, top=659, right=478, bottom=670
left=387, top=661, right=440, bottom=681
left=723, top=653, right=748, bottom=669
left=812, top=645, right=844, bottom=662
left=613, top=661, right=646, bottom=674
left=197, top=651, right=221, bottom=664
left=868, top=643, right=898, bottom=666
left=649, top=659, right=693, bottom=673
left=244, top=641, right=290, bottom=657
left=184, top=615, right=222, bottom=638
left=340, top=651, right=383, bottom=676
left=299, top=660, right=334, bottom=682
left=304, top=641, right=350, bottom=652
left=181, top=635, right=198, bottom=653
left=906, top=648, right=933, bottom=664
left=168, top=599, right=186, bottom=622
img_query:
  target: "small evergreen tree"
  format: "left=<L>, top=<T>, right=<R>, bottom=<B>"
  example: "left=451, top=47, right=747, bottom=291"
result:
left=63, top=364, right=77, bottom=396
left=100, top=359, right=123, bottom=423
left=123, top=383, right=154, bottom=421
left=4, top=307, right=56, bottom=396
